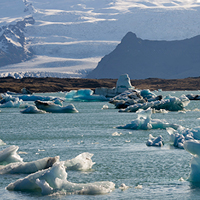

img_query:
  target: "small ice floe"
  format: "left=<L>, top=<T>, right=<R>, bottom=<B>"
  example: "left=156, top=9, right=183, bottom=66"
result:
left=102, top=104, right=109, bottom=109
left=135, top=185, right=143, bottom=189
left=167, top=126, right=200, bottom=149
left=119, top=183, right=129, bottom=191
left=6, top=163, right=115, bottom=196
left=65, top=89, right=108, bottom=102
left=35, top=100, right=79, bottom=113
left=0, top=156, right=59, bottom=174
left=183, top=140, right=200, bottom=183
left=0, top=139, right=6, bottom=146
left=0, top=146, right=23, bottom=165
left=146, top=134, right=164, bottom=147
left=116, top=108, right=181, bottom=130
left=179, top=177, right=185, bottom=182
left=112, top=132, right=123, bottom=136
left=125, top=140, right=131, bottom=143
left=63, top=152, right=95, bottom=171
left=20, top=105, right=46, bottom=114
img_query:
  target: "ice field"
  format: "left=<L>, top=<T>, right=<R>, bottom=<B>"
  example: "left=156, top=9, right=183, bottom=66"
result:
left=1, top=90, right=200, bottom=199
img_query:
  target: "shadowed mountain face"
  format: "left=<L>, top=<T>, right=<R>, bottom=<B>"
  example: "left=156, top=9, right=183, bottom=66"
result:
left=87, top=32, right=200, bottom=79
left=0, top=17, right=35, bottom=67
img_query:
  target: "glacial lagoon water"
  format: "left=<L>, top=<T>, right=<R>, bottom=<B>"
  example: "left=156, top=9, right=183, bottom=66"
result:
left=1, top=91, right=200, bottom=199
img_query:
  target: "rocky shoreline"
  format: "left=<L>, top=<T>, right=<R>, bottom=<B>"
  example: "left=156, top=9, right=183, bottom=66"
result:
left=0, top=76, right=200, bottom=93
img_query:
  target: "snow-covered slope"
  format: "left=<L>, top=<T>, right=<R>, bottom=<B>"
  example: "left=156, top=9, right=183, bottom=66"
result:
left=1, top=0, right=200, bottom=78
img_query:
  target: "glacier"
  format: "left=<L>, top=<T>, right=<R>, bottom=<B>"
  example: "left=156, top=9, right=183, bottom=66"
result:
left=6, top=162, right=115, bottom=195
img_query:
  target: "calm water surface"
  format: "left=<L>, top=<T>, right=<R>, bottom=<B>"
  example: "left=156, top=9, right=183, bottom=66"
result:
left=1, top=91, right=200, bottom=199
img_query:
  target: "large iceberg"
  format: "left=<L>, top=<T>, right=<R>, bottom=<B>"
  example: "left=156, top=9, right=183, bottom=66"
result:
left=65, top=89, right=108, bottom=102
left=0, top=146, right=23, bottom=165
left=6, top=162, right=115, bottom=196
left=183, top=140, right=200, bottom=183
left=35, top=100, right=79, bottom=113
left=119, top=95, right=190, bottom=112
left=167, top=127, right=200, bottom=149
left=116, top=108, right=180, bottom=130
left=0, top=156, right=59, bottom=174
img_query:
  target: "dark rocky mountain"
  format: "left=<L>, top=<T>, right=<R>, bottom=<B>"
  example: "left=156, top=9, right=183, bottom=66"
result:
left=0, top=17, right=35, bottom=67
left=87, top=32, right=200, bottom=79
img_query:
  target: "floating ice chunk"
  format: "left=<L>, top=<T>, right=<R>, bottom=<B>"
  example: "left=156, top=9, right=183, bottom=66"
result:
left=63, top=152, right=95, bottom=171
left=183, top=140, right=200, bottom=182
left=119, top=95, right=190, bottom=112
left=65, top=89, right=108, bottom=102
left=117, top=109, right=180, bottom=130
left=35, top=100, right=78, bottom=113
left=0, top=156, right=59, bottom=174
left=167, top=127, right=200, bottom=148
left=112, top=132, right=123, bottom=136
left=0, top=139, right=6, bottom=146
left=17, top=95, right=62, bottom=102
left=135, top=185, right=143, bottom=189
left=119, top=183, right=130, bottom=191
left=146, top=134, right=164, bottom=147
left=6, top=163, right=115, bottom=195
left=102, top=104, right=109, bottom=109
left=0, top=146, right=23, bottom=164
left=20, top=105, right=46, bottom=114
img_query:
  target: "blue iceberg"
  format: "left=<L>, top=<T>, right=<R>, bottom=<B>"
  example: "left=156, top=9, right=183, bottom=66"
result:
left=146, top=134, right=164, bottom=147
left=65, top=89, right=109, bottom=102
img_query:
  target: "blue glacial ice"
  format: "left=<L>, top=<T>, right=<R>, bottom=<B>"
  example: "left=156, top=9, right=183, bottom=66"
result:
left=0, top=94, right=24, bottom=108
left=6, top=162, right=115, bottom=196
left=65, top=89, right=109, bottom=102
left=0, top=156, right=59, bottom=174
left=119, top=95, right=190, bottom=112
left=146, top=134, right=164, bottom=147
left=183, top=140, right=200, bottom=183
left=167, top=127, right=200, bottom=149
left=116, top=108, right=180, bottom=130
left=20, top=105, right=47, bottom=114
left=0, top=146, right=23, bottom=165
left=35, top=100, right=79, bottom=113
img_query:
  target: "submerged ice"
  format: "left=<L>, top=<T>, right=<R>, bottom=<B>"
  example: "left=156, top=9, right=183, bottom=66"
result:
left=116, top=108, right=180, bottom=130
left=6, top=162, right=115, bottom=195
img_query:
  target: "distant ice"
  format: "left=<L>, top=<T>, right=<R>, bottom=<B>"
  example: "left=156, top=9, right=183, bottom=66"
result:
left=146, top=134, right=164, bottom=147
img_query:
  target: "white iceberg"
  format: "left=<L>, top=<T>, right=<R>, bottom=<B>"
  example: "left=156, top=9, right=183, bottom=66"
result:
left=119, top=95, right=190, bottom=112
left=116, top=108, right=180, bottom=130
left=0, top=156, right=59, bottom=174
left=35, top=100, right=79, bottom=113
left=0, top=94, right=24, bottom=108
left=0, top=146, right=23, bottom=165
left=6, top=162, right=115, bottom=196
left=0, top=139, right=6, bottom=146
left=167, top=126, right=200, bottom=149
left=63, top=152, right=95, bottom=171
left=65, top=89, right=108, bottom=102
left=20, top=105, right=46, bottom=114
left=183, top=140, right=200, bottom=183
left=146, top=134, right=164, bottom=147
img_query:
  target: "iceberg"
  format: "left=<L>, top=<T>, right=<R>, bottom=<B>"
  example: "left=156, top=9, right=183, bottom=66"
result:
left=186, top=94, right=200, bottom=100
left=65, top=89, right=108, bottom=102
left=119, top=95, right=189, bottom=112
left=63, top=152, right=95, bottom=171
left=146, top=134, right=164, bottom=147
left=0, top=139, right=6, bottom=146
left=183, top=140, right=200, bottom=183
left=0, top=156, right=59, bottom=174
left=35, top=100, right=79, bottom=113
left=20, top=105, right=46, bottom=114
left=0, top=94, right=24, bottom=108
left=18, top=94, right=63, bottom=102
left=6, top=162, right=115, bottom=196
left=0, top=146, right=23, bottom=165
left=167, top=126, right=200, bottom=149
left=116, top=108, right=180, bottom=130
